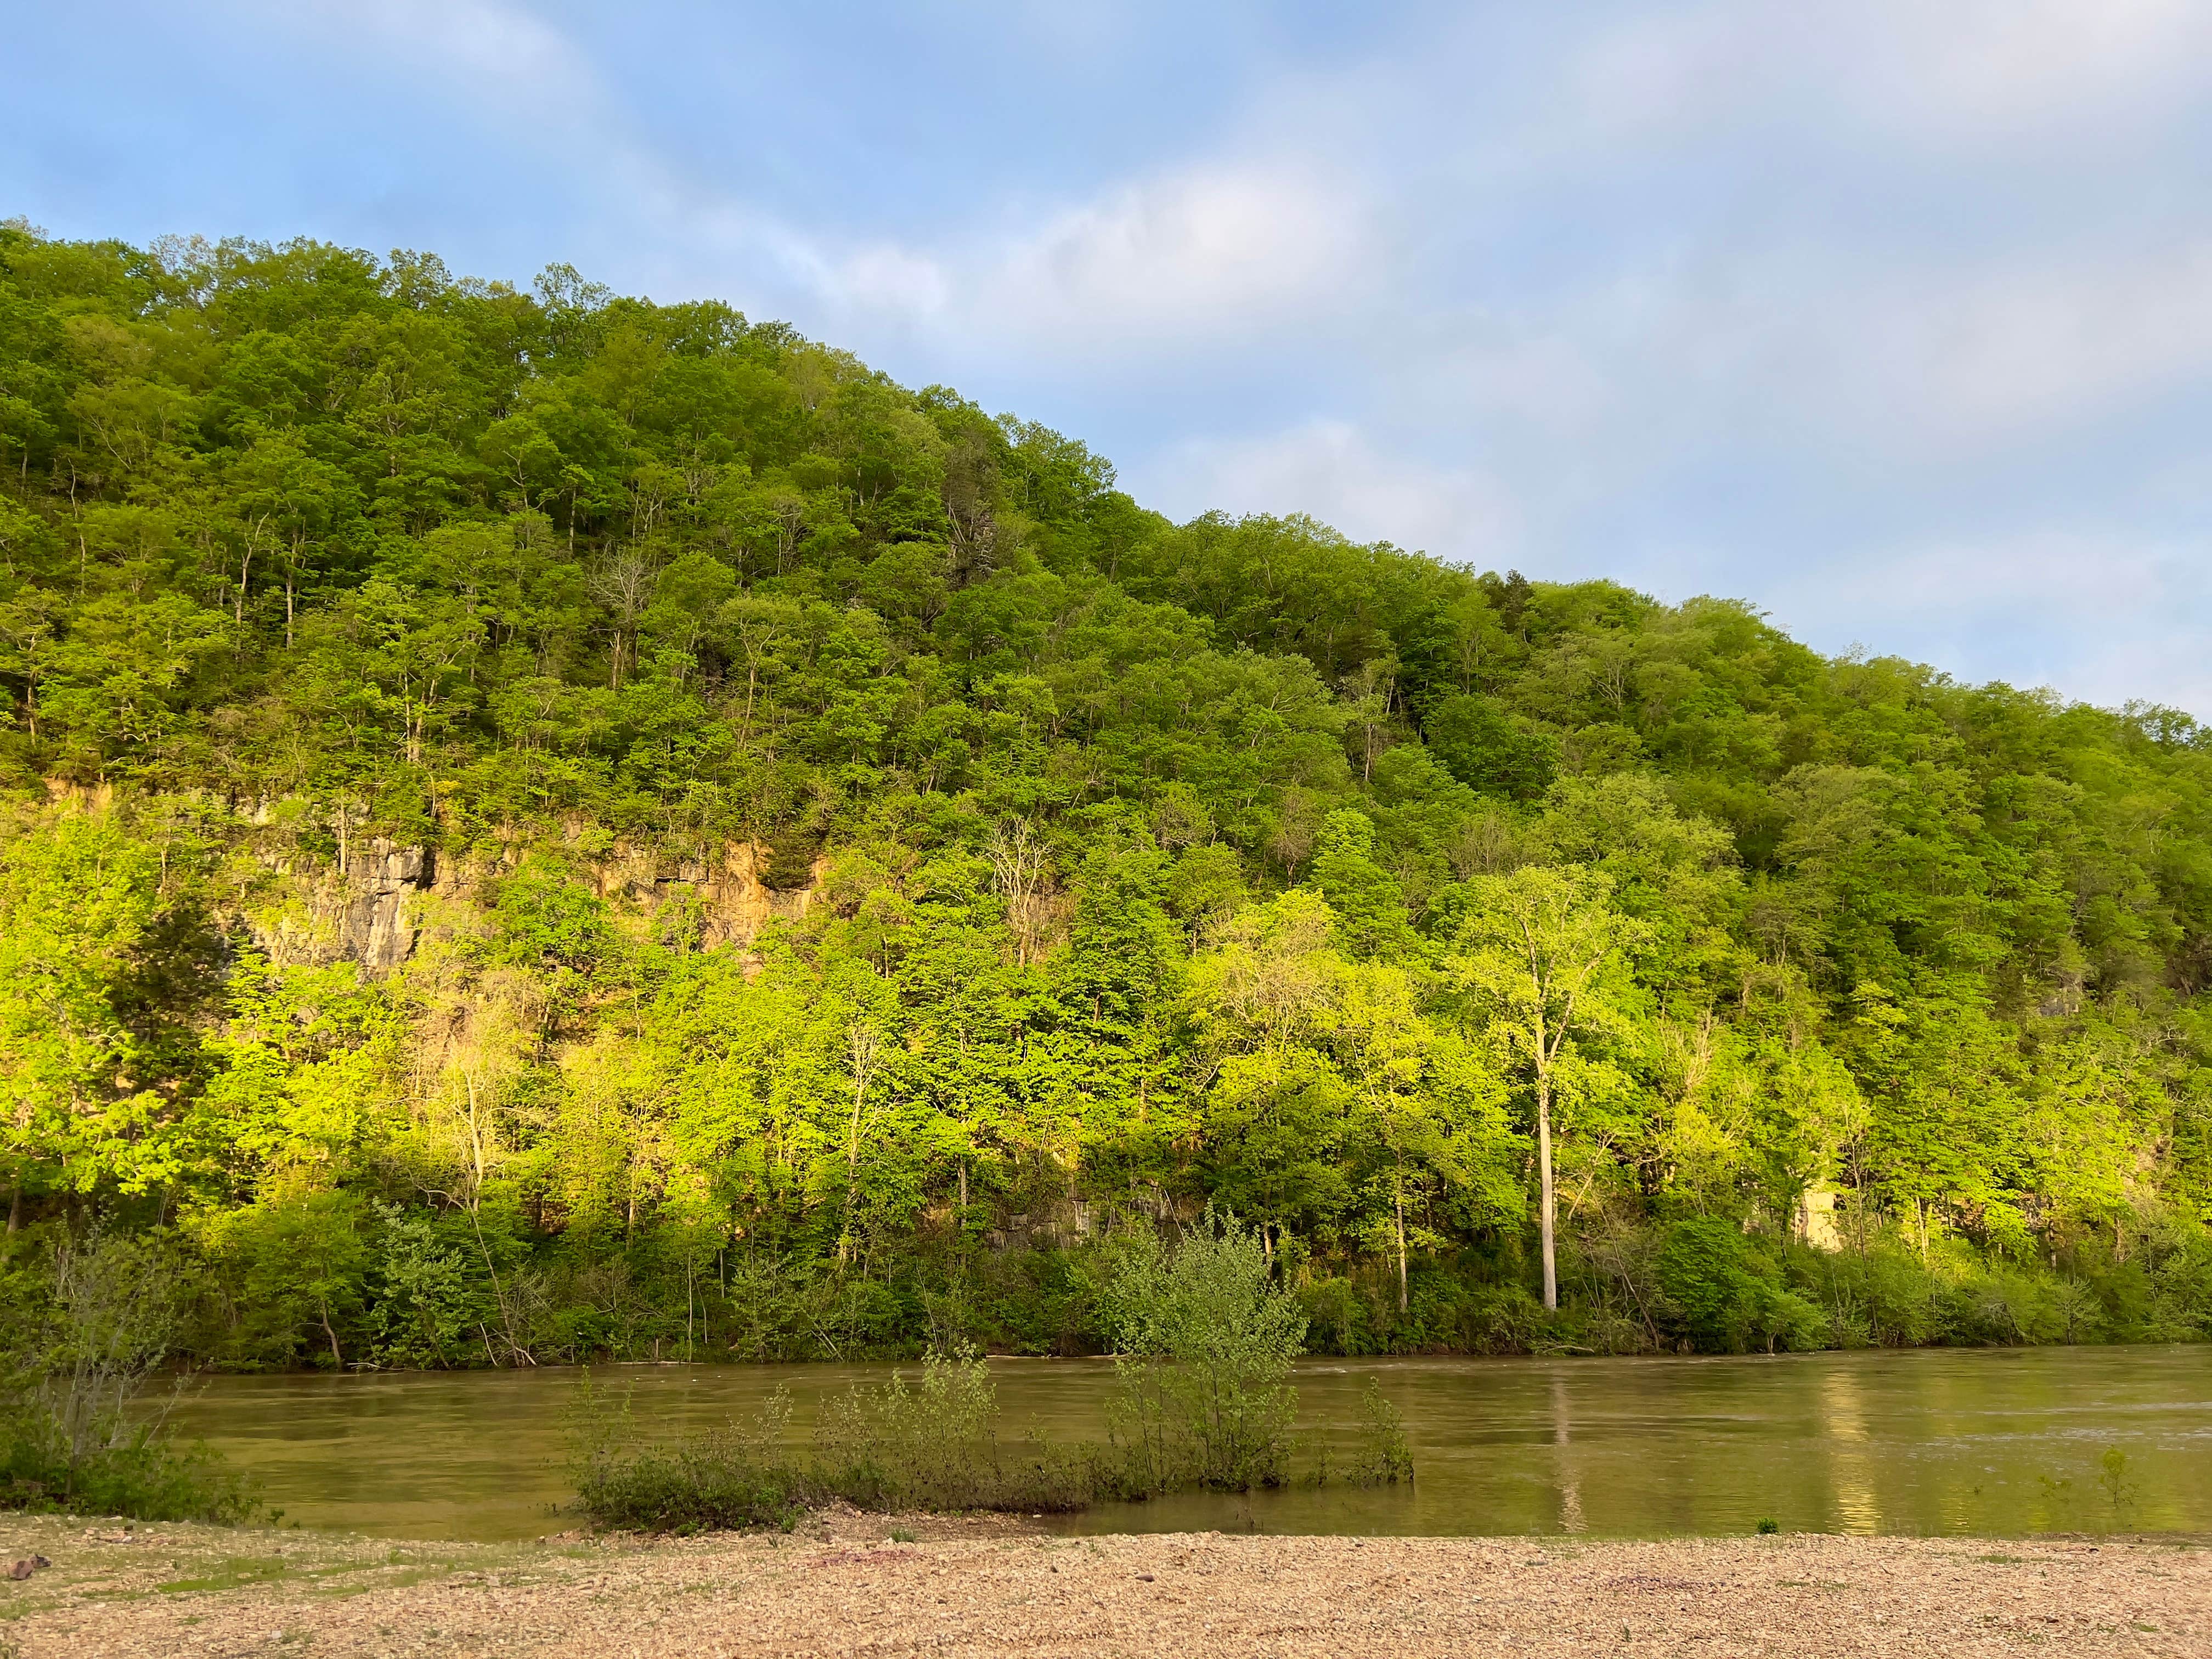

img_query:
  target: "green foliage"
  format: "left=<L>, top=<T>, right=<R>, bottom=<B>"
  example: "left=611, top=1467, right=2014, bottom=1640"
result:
left=1425, top=693, right=1558, bottom=800
left=0, top=224, right=2206, bottom=1367
left=369, top=1204, right=488, bottom=1368
left=569, top=1378, right=811, bottom=1533
left=1348, top=1377, right=1415, bottom=1486
left=1651, top=1218, right=1829, bottom=1353
left=0, top=1229, right=258, bottom=1523
left=572, top=1350, right=1094, bottom=1531
left=569, top=1329, right=1413, bottom=1534
left=814, top=1344, right=1092, bottom=1511
left=1105, top=1212, right=1308, bottom=1492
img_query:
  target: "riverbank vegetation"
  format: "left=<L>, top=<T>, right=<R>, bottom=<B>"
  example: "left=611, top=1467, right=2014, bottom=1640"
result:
left=571, top=1217, right=1408, bottom=1532
left=2, top=221, right=2211, bottom=1367
left=0, top=1230, right=257, bottom=1521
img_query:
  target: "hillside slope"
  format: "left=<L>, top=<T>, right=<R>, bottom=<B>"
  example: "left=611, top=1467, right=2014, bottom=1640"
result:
left=2, top=223, right=2209, bottom=1362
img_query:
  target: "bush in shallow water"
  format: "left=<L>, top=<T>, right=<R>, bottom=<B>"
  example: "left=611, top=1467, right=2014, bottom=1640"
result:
left=813, top=1344, right=1095, bottom=1511
left=1351, top=1378, right=1414, bottom=1486
left=568, top=1219, right=1406, bottom=1534
left=569, top=1347, right=1097, bottom=1532
left=1104, top=1209, right=1308, bottom=1493
left=569, top=1380, right=814, bottom=1534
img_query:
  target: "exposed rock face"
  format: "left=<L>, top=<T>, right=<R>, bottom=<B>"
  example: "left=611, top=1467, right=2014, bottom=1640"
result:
left=1798, top=1187, right=1844, bottom=1251
left=342, top=838, right=433, bottom=972
left=253, top=834, right=820, bottom=978
left=594, top=841, right=823, bottom=948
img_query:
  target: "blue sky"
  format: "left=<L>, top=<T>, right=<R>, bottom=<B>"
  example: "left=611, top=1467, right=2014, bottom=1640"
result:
left=9, top=2, right=2212, bottom=713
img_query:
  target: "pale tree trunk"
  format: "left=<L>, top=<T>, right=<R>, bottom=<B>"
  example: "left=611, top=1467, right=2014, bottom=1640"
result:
left=1528, top=984, right=1560, bottom=1312
left=1394, top=1167, right=1410, bottom=1314
left=464, top=1075, right=487, bottom=1211
left=1536, top=1068, right=1558, bottom=1311
left=839, top=1025, right=881, bottom=1266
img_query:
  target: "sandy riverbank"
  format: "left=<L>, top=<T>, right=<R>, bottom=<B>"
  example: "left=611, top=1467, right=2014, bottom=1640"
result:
left=1, top=1509, right=2204, bottom=1657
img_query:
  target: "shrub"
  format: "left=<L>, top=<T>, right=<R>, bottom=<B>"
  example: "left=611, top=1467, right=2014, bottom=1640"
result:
left=569, top=1380, right=811, bottom=1534
left=1349, top=1378, right=1414, bottom=1486
left=1105, top=1209, right=1307, bottom=1492
left=570, top=1348, right=1095, bottom=1532
left=567, top=1215, right=1383, bottom=1534
left=0, top=1229, right=258, bottom=1524
left=814, top=1344, right=1092, bottom=1511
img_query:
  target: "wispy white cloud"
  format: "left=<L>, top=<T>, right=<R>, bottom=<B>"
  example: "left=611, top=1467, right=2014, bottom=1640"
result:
left=1555, top=0, right=2212, bottom=153
left=1832, top=241, right=2212, bottom=447
left=1835, top=0, right=2212, bottom=143
left=1782, top=529, right=2187, bottom=622
left=1388, top=233, right=2212, bottom=471
left=735, top=157, right=1374, bottom=366
left=981, top=161, right=1366, bottom=342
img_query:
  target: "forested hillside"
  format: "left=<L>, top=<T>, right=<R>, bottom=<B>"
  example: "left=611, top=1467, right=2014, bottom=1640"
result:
left=3, top=221, right=2209, bottom=1366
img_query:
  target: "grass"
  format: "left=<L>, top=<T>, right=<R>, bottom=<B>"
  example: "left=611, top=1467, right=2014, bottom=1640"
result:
left=156, top=1558, right=296, bottom=1595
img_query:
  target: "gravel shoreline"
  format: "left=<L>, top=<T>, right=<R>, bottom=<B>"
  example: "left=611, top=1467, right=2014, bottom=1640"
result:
left=2, top=1510, right=2204, bottom=1657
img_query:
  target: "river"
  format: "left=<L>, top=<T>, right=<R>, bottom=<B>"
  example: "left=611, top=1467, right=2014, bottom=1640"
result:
left=162, top=1344, right=2212, bottom=1542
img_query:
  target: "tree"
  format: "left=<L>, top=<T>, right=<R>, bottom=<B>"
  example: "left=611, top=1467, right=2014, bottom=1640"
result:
left=0, top=810, right=184, bottom=1210
left=1448, top=866, right=1643, bottom=1309
left=1330, top=960, right=1510, bottom=1312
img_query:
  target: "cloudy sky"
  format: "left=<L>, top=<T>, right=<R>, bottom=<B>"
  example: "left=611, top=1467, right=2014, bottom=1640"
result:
left=10, top=2, right=2212, bottom=712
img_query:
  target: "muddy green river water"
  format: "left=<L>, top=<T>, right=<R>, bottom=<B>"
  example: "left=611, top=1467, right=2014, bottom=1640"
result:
left=164, top=1345, right=2211, bottom=1542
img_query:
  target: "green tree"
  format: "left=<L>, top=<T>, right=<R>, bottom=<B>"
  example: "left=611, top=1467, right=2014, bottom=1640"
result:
left=1448, top=866, right=1644, bottom=1309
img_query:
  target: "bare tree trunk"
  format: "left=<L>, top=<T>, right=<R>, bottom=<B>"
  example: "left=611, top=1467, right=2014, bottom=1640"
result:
left=1395, top=1174, right=1410, bottom=1313
left=1537, top=1072, right=1558, bottom=1311
left=464, top=1075, right=487, bottom=1211
left=838, top=1024, right=881, bottom=1266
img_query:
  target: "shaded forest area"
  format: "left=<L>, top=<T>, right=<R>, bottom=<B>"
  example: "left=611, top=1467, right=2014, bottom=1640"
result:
left=2, top=221, right=2209, bottom=1367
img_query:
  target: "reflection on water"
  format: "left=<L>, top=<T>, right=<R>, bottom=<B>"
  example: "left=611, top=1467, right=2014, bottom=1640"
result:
left=1550, top=1373, right=1585, bottom=1533
left=1820, top=1365, right=1881, bottom=1534
left=162, top=1345, right=2212, bottom=1543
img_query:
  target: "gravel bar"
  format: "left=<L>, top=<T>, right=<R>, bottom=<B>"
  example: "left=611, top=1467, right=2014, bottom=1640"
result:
left=2, top=1510, right=2204, bottom=1657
